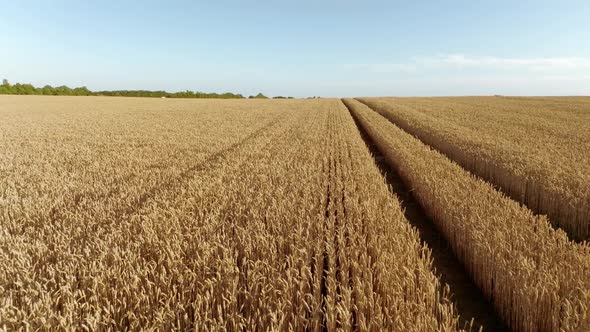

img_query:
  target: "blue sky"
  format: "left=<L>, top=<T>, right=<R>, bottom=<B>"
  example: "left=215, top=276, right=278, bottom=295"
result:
left=1, top=0, right=589, bottom=97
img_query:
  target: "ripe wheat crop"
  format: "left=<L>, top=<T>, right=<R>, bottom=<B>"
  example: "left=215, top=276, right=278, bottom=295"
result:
left=357, top=96, right=590, bottom=241
left=0, top=96, right=460, bottom=331
left=344, top=98, right=590, bottom=332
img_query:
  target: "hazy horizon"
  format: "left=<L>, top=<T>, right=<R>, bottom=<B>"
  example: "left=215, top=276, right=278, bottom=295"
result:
left=2, top=0, right=589, bottom=97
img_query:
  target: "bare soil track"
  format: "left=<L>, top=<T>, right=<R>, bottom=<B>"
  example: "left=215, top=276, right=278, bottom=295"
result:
left=342, top=99, right=508, bottom=332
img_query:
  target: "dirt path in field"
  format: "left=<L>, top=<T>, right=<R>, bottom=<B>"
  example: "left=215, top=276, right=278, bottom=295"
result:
left=342, top=100, right=508, bottom=332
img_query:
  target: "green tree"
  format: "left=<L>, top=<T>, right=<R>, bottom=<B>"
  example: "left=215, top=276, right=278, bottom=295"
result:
left=249, top=93, right=268, bottom=99
left=13, top=83, right=35, bottom=95
left=0, top=79, right=10, bottom=94
left=72, top=86, right=91, bottom=96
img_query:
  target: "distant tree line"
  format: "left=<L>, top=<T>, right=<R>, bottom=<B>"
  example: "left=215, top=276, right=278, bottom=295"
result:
left=248, top=93, right=268, bottom=99
left=0, top=79, right=93, bottom=96
left=0, top=79, right=252, bottom=99
left=95, top=89, right=244, bottom=99
left=247, top=93, right=294, bottom=99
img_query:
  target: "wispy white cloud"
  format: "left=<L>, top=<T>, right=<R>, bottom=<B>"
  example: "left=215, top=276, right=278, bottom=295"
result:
left=339, top=54, right=590, bottom=96
left=419, top=54, right=590, bottom=71
left=350, top=54, right=590, bottom=73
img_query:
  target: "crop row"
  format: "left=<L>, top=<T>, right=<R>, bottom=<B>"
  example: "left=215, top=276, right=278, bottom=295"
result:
left=344, top=98, right=590, bottom=332
left=357, top=97, right=590, bottom=241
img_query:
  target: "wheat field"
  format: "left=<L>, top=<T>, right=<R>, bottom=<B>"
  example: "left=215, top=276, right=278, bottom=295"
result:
left=0, top=96, right=461, bottom=331
left=1, top=95, right=589, bottom=331
left=344, top=98, right=590, bottom=332
left=358, top=96, right=590, bottom=241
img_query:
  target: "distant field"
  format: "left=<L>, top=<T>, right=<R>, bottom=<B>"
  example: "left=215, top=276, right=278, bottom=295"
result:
left=0, top=95, right=588, bottom=331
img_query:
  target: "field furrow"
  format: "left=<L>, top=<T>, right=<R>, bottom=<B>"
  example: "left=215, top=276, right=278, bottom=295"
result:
left=357, top=97, right=590, bottom=241
left=345, top=100, right=507, bottom=331
left=344, top=98, right=590, bottom=332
